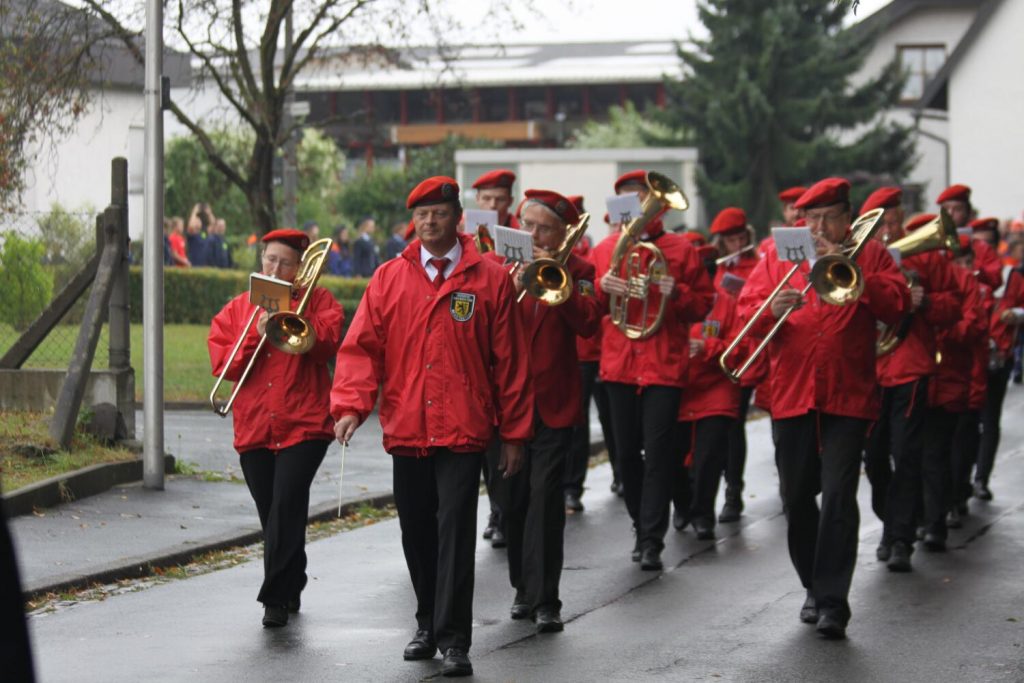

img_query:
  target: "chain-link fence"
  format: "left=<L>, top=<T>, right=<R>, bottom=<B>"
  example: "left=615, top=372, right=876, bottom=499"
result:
left=0, top=207, right=109, bottom=369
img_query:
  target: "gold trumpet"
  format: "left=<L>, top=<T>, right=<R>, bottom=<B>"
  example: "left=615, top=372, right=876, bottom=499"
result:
left=876, top=208, right=958, bottom=356
left=209, top=238, right=334, bottom=416
left=608, top=172, right=689, bottom=340
left=474, top=224, right=495, bottom=254
left=517, top=213, right=591, bottom=305
left=719, top=208, right=885, bottom=383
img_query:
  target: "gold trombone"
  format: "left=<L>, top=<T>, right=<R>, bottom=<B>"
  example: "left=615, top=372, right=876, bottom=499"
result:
left=517, top=213, right=591, bottom=305
left=719, top=208, right=885, bottom=383
left=608, top=172, right=689, bottom=340
left=209, top=238, right=334, bottom=416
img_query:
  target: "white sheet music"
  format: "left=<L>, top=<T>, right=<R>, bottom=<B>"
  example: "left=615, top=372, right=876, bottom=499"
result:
left=887, top=246, right=902, bottom=267
left=772, top=227, right=817, bottom=264
left=493, top=225, right=534, bottom=263
left=605, top=193, right=642, bottom=225
left=464, top=209, right=498, bottom=232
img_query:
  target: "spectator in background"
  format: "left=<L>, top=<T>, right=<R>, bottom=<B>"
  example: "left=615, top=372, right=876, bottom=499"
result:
left=208, top=218, right=233, bottom=268
left=167, top=216, right=190, bottom=267
left=303, top=220, right=321, bottom=242
left=385, top=220, right=407, bottom=261
left=352, top=216, right=380, bottom=277
left=327, top=225, right=353, bottom=276
left=187, top=202, right=215, bottom=266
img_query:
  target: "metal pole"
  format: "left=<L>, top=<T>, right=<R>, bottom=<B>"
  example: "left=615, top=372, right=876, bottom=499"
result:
left=143, top=0, right=165, bottom=489
left=282, top=6, right=297, bottom=228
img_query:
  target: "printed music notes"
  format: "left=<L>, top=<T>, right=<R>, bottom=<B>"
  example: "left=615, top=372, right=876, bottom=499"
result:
left=605, top=193, right=643, bottom=226
left=493, top=225, right=535, bottom=264
left=772, top=227, right=817, bottom=264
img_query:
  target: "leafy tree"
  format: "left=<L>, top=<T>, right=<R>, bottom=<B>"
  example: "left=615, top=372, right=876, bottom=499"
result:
left=36, top=203, right=96, bottom=291
left=657, top=0, right=915, bottom=230
left=0, top=232, right=53, bottom=330
left=569, top=101, right=683, bottom=149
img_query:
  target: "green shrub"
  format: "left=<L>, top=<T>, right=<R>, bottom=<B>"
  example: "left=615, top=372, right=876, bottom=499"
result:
left=0, top=232, right=53, bottom=330
left=129, top=267, right=369, bottom=330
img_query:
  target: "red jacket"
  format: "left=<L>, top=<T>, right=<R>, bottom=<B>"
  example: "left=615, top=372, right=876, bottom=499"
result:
left=737, top=239, right=909, bottom=420
left=991, top=267, right=1024, bottom=357
left=331, top=234, right=534, bottom=454
left=929, top=267, right=988, bottom=412
left=573, top=240, right=605, bottom=363
left=973, top=239, right=1003, bottom=290
left=208, top=287, right=344, bottom=453
left=969, top=281, right=994, bottom=409
left=593, top=230, right=715, bottom=388
left=713, top=253, right=759, bottom=293
left=876, top=250, right=963, bottom=386
left=505, top=253, right=601, bottom=427
left=678, top=293, right=742, bottom=421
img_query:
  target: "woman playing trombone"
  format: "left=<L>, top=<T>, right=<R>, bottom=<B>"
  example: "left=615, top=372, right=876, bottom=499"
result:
left=208, top=228, right=344, bottom=628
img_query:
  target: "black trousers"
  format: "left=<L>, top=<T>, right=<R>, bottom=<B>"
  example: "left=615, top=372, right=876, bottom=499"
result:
left=953, top=409, right=981, bottom=492
left=922, top=407, right=959, bottom=539
left=606, top=382, right=681, bottom=551
left=565, top=361, right=617, bottom=495
left=392, top=450, right=482, bottom=651
left=672, top=417, right=731, bottom=527
left=863, top=380, right=928, bottom=545
left=503, top=417, right=572, bottom=611
left=977, top=362, right=1012, bottom=485
left=0, top=500, right=34, bottom=683
left=775, top=412, right=867, bottom=624
left=239, top=439, right=328, bottom=607
left=482, top=438, right=503, bottom=530
left=724, top=387, right=755, bottom=497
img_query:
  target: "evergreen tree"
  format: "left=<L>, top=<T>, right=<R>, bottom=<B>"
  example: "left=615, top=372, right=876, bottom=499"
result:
left=656, top=0, right=915, bottom=230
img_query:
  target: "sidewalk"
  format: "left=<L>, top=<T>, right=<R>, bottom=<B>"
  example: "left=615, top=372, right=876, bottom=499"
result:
left=8, top=406, right=605, bottom=595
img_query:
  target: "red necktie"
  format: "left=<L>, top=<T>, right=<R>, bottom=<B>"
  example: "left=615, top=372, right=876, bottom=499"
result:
left=429, top=257, right=450, bottom=289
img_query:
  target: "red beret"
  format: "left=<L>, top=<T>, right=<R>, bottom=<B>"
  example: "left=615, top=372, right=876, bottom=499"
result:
left=471, top=169, right=515, bottom=190
left=859, top=186, right=902, bottom=215
left=905, top=213, right=936, bottom=232
left=614, top=169, right=647, bottom=193
left=406, top=176, right=460, bottom=209
left=794, top=178, right=851, bottom=210
left=778, top=186, right=808, bottom=203
left=522, top=189, right=581, bottom=226
left=936, top=184, right=971, bottom=205
left=681, top=230, right=707, bottom=246
left=696, top=244, right=718, bottom=261
left=709, top=207, right=747, bottom=235
left=568, top=195, right=584, bottom=212
left=970, top=217, right=999, bottom=232
left=793, top=218, right=807, bottom=227
left=404, top=218, right=416, bottom=241
left=262, top=228, right=310, bottom=253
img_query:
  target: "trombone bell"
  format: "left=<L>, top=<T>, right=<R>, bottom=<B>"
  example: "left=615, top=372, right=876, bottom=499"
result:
left=266, top=312, right=316, bottom=354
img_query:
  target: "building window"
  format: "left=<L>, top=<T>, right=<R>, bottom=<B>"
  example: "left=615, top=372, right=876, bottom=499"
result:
left=898, top=44, right=945, bottom=103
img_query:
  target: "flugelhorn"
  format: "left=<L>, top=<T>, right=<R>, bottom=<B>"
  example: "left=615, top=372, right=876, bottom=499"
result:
left=209, top=238, right=333, bottom=416
left=518, top=213, right=591, bottom=305
left=719, top=208, right=885, bottom=382
left=607, top=172, right=689, bottom=340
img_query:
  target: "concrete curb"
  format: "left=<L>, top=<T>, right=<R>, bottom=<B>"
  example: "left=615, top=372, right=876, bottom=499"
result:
left=23, top=491, right=394, bottom=600
left=3, top=455, right=177, bottom=518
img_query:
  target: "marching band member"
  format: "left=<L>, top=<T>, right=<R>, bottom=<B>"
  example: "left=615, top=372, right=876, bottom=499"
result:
left=207, top=229, right=345, bottom=628
left=738, top=178, right=909, bottom=638
left=331, top=176, right=533, bottom=678
left=860, top=187, right=962, bottom=571
left=594, top=169, right=715, bottom=571
left=937, top=184, right=1003, bottom=289
left=975, top=247, right=1024, bottom=500
left=672, top=244, right=742, bottom=539
left=709, top=207, right=760, bottom=523
left=922, top=236, right=988, bottom=547
left=779, top=186, right=808, bottom=226
left=492, top=189, right=601, bottom=632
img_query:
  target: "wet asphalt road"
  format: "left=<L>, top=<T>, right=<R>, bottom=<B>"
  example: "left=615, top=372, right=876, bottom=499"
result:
left=25, top=387, right=1024, bottom=682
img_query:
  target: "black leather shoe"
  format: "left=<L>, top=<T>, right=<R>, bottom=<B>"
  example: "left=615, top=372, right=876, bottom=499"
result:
left=286, top=595, right=301, bottom=613
left=672, top=508, right=689, bottom=531
left=639, top=546, right=663, bottom=571
left=614, top=480, right=625, bottom=498
left=440, top=648, right=472, bottom=677
left=631, top=537, right=642, bottom=562
left=974, top=481, right=993, bottom=501
left=534, top=606, right=564, bottom=633
left=887, top=541, right=912, bottom=572
left=402, top=629, right=437, bottom=661
left=718, top=500, right=742, bottom=524
left=816, top=612, right=847, bottom=640
left=490, top=527, right=507, bottom=548
left=482, top=511, right=498, bottom=540
left=799, top=593, right=818, bottom=624
left=947, top=508, right=963, bottom=529
left=876, top=541, right=892, bottom=562
left=694, top=521, right=715, bottom=541
left=262, top=605, right=288, bottom=628
left=510, top=600, right=530, bottom=620
left=923, top=532, right=947, bottom=552
left=610, top=479, right=620, bottom=494
left=565, top=492, right=584, bottom=513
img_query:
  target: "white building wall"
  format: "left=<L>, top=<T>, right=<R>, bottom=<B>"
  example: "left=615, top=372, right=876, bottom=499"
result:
left=948, top=0, right=1024, bottom=220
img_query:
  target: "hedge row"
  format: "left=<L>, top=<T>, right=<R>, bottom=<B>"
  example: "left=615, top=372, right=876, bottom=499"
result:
left=128, top=267, right=369, bottom=327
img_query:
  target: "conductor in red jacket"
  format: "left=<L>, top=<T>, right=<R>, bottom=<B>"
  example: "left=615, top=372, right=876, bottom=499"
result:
left=493, top=189, right=601, bottom=633
left=208, top=228, right=345, bottom=628
left=331, top=176, right=533, bottom=678
left=737, top=178, right=909, bottom=639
